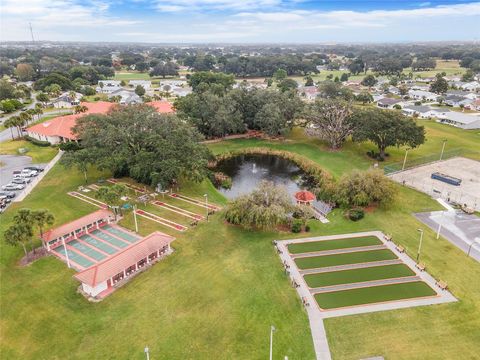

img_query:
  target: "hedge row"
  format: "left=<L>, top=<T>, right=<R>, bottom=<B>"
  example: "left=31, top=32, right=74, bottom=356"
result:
left=25, top=135, right=51, bottom=147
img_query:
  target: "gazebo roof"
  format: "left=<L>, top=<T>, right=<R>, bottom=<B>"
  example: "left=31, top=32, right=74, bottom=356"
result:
left=294, top=190, right=316, bottom=202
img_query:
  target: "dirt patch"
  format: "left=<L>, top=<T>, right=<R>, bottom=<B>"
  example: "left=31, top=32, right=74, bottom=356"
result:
left=18, top=247, right=48, bottom=266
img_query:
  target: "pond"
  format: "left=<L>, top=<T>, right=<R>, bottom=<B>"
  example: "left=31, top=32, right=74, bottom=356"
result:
left=214, top=154, right=307, bottom=199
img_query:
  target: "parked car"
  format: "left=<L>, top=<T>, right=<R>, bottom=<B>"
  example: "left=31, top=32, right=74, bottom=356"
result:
left=24, top=166, right=44, bottom=172
left=2, top=183, right=24, bottom=191
left=21, top=169, right=38, bottom=177
left=12, top=176, right=31, bottom=183
left=0, top=195, right=11, bottom=204
left=12, top=178, right=30, bottom=185
left=0, top=191, right=16, bottom=198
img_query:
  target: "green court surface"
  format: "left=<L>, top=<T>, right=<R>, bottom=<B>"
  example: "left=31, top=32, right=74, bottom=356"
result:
left=54, top=245, right=94, bottom=268
left=303, top=264, right=416, bottom=288
left=102, top=225, right=139, bottom=243
left=69, top=240, right=106, bottom=261
left=295, top=249, right=397, bottom=270
left=314, top=281, right=437, bottom=309
left=91, top=229, right=129, bottom=248
left=288, top=236, right=382, bottom=254
left=80, top=234, right=117, bottom=255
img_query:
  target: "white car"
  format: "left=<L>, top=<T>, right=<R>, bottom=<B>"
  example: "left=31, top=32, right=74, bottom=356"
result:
left=2, top=183, right=25, bottom=191
left=13, top=175, right=31, bottom=183
left=21, top=170, right=38, bottom=177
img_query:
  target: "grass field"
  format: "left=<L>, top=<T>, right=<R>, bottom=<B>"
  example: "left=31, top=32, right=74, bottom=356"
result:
left=1, top=126, right=480, bottom=359
left=0, top=139, right=58, bottom=163
left=288, top=236, right=382, bottom=254
left=303, top=264, right=415, bottom=288
left=315, top=282, right=437, bottom=310
left=295, top=249, right=397, bottom=270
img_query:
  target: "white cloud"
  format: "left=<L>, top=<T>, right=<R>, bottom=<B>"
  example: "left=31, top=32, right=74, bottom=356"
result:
left=154, top=0, right=282, bottom=12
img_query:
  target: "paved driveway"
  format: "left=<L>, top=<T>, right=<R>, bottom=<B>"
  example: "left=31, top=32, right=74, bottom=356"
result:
left=415, top=211, right=480, bottom=262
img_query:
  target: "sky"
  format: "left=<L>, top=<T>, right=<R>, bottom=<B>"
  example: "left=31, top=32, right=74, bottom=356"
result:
left=1, top=0, right=480, bottom=43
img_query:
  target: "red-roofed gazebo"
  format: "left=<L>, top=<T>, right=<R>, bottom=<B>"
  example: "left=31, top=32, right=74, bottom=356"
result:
left=294, top=190, right=316, bottom=205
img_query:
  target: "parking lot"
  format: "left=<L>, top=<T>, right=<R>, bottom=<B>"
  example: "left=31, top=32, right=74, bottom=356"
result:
left=0, top=155, right=45, bottom=211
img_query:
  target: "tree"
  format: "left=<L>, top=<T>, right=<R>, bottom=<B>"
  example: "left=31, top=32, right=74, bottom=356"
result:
left=355, top=91, right=373, bottom=105
left=462, top=70, right=475, bottom=82
left=399, top=84, right=409, bottom=96
left=31, top=210, right=55, bottom=248
left=429, top=74, right=449, bottom=94
left=0, top=80, right=16, bottom=100
left=15, top=63, right=35, bottom=81
left=134, top=85, right=145, bottom=97
left=36, top=92, right=50, bottom=106
left=96, top=184, right=128, bottom=220
left=74, top=105, right=88, bottom=114
left=61, top=148, right=94, bottom=183
left=12, top=209, right=36, bottom=254
left=348, top=58, right=365, bottom=75
left=4, top=223, right=33, bottom=257
left=351, top=108, right=426, bottom=160
left=149, top=62, right=179, bottom=78
left=254, top=102, right=287, bottom=136
left=71, top=105, right=211, bottom=188
left=277, top=78, right=297, bottom=93
left=334, top=169, right=396, bottom=208
left=224, top=181, right=294, bottom=230
left=361, top=74, right=377, bottom=87
left=305, top=99, right=354, bottom=149
left=304, top=76, right=314, bottom=86
left=273, top=68, right=288, bottom=82
left=318, top=81, right=354, bottom=101
left=44, top=83, right=62, bottom=97
left=187, top=72, right=235, bottom=94
left=340, top=73, right=349, bottom=82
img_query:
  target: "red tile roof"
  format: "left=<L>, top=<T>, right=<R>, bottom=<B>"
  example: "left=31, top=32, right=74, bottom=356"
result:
left=294, top=190, right=316, bottom=202
left=27, top=102, right=115, bottom=140
left=42, top=209, right=113, bottom=242
left=74, top=231, right=175, bottom=287
left=27, top=101, right=174, bottom=141
left=146, top=101, right=174, bottom=113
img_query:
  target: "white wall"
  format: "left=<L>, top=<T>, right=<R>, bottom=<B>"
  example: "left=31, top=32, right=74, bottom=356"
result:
left=82, top=281, right=108, bottom=297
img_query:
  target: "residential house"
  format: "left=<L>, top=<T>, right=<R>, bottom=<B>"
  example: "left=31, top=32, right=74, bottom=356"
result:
left=96, top=80, right=122, bottom=94
left=437, top=112, right=480, bottom=130
left=408, top=90, right=439, bottom=102
left=444, top=95, right=467, bottom=107
left=108, top=89, right=142, bottom=105
left=377, top=97, right=403, bottom=109
left=461, top=81, right=480, bottom=92
left=51, top=91, right=82, bottom=109
left=128, top=80, right=152, bottom=91
left=299, top=86, right=319, bottom=101
left=402, top=105, right=434, bottom=118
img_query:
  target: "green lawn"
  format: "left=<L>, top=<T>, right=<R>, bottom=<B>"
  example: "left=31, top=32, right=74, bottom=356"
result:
left=0, top=139, right=58, bottom=163
left=303, top=264, right=415, bottom=288
left=295, top=249, right=397, bottom=270
left=1, top=128, right=480, bottom=359
left=315, top=281, right=437, bottom=310
left=288, top=236, right=382, bottom=254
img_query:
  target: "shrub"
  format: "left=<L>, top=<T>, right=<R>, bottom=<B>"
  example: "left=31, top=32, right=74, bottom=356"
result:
left=25, top=135, right=51, bottom=147
left=348, top=208, right=365, bottom=221
left=334, top=169, right=396, bottom=208
left=291, top=219, right=302, bottom=233
left=305, top=224, right=311, bottom=232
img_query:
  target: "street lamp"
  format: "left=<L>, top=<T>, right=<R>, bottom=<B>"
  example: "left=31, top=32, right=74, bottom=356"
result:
left=416, top=229, right=424, bottom=262
left=203, top=194, right=209, bottom=221
left=402, top=148, right=411, bottom=171
left=440, top=139, right=447, bottom=161
left=467, top=240, right=479, bottom=257
left=144, top=346, right=150, bottom=360
left=269, top=325, right=276, bottom=360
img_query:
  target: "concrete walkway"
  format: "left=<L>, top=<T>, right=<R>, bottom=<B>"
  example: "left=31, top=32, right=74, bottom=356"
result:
left=275, top=231, right=457, bottom=360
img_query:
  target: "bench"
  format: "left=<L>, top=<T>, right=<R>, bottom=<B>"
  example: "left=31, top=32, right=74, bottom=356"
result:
left=395, top=245, right=405, bottom=253
left=415, top=262, right=426, bottom=271
left=436, top=280, right=448, bottom=290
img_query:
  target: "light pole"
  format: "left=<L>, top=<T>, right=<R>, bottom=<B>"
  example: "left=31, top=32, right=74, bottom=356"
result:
left=402, top=148, right=410, bottom=171
left=416, top=229, right=424, bottom=262
left=468, top=240, right=478, bottom=257
left=204, top=194, right=209, bottom=221
left=144, top=346, right=150, bottom=360
left=440, top=139, right=447, bottom=161
left=133, top=204, right=139, bottom=233
left=269, top=325, right=276, bottom=360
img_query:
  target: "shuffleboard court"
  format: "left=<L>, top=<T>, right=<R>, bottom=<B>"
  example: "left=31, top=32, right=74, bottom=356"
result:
left=288, top=236, right=382, bottom=254
left=54, top=245, right=94, bottom=268
left=91, top=229, right=129, bottom=248
left=80, top=234, right=117, bottom=255
left=303, top=264, right=416, bottom=288
left=102, top=225, right=139, bottom=243
left=295, top=249, right=397, bottom=270
left=315, top=281, right=436, bottom=309
left=69, top=240, right=106, bottom=261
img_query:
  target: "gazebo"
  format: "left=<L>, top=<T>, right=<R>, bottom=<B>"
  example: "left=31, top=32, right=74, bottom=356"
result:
left=294, top=190, right=316, bottom=206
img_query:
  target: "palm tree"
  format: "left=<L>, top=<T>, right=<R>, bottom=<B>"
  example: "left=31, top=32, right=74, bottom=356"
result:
left=31, top=210, right=55, bottom=249
left=5, top=224, right=33, bottom=257
left=13, top=209, right=36, bottom=253
left=4, top=117, right=16, bottom=140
